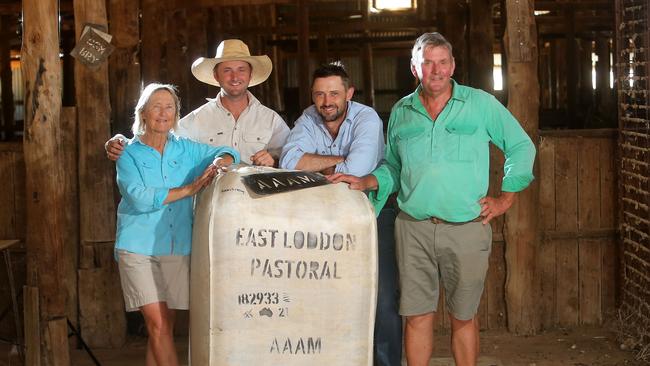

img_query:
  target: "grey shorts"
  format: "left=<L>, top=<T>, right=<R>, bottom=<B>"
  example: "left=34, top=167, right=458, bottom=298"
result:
left=394, top=211, right=492, bottom=320
left=117, top=250, right=190, bottom=312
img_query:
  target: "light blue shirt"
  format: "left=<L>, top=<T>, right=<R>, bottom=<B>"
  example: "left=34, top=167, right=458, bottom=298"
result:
left=280, top=101, right=385, bottom=176
left=115, top=134, right=240, bottom=256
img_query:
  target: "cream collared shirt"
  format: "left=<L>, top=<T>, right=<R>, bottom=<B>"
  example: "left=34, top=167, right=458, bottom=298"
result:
left=176, top=91, right=289, bottom=165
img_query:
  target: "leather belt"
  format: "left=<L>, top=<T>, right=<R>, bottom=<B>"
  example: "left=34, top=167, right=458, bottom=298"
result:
left=429, top=216, right=483, bottom=225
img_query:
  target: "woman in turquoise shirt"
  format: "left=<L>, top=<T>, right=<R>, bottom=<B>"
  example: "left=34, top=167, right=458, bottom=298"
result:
left=115, top=83, right=239, bottom=366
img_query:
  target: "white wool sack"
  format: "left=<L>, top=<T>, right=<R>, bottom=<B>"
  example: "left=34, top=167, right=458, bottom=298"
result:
left=190, top=166, right=377, bottom=366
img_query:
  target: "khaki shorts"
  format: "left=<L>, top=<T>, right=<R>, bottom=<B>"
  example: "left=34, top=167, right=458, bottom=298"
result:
left=117, top=250, right=190, bottom=312
left=394, top=211, right=492, bottom=320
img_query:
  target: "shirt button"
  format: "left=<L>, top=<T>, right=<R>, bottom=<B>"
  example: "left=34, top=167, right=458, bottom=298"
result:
left=333, top=144, right=336, bottom=147
left=227, top=113, right=231, bottom=116
left=168, top=208, right=172, bottom=212
left=169, top=224, right=173, bottom=228
left=210, top=138, right=214, bottom=142
left=164, top=176, right=167, bottom=179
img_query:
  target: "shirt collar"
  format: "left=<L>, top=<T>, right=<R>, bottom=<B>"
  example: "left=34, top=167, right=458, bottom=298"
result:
left=405, top=79, right=467, bottom=107
left=208, top=90, right=259, bottom=111
left=130, top=132, right=176, bottom=146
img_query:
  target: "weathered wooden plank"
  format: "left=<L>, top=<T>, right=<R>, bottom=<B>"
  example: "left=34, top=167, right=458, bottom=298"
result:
left=599, top=138, right=616, bottom=228
left=11, top=148, right=26, bottom=241
left=108, top=0, right=141, bottom=135
left=468, top=0, right=494, bottom=92
left=538, top=237, right=556, bottom=329
left=601, top=237, right=618, bottom=316
left=554, top=139, right=579, bottom=326
left=579, top=238, right=602, bottom=324
left=73, top=0, right=125, bottom=348
left=165, top=8, right=189, bottom=112
left=44, top=318, right=70, bottom=365
left=539, top=136, right=556, bottom=230
left=297, top=0, right=310, bottom=111
left=60, top=107, right=79, bottom=345
left=556, top=239, right=579, bottom=326
left=0, top=151, right=16, bottom=239
left=487, top=241, right=506, bottom=329
left=503, top=0, right=540, bottom=334
left=578, top=138, right=601, bottom=229
left=0, top=15, right=14, bottom=139
left=185, top=8, right=209, bottom=112
left=78, top=266, right=126, bottom=348
left=23, top=286, right=40, bottom=366
left=141, top=0, right=166, bottom=83
left=22, top=0, right=67, bottom=322
left=554, top=139, right=579, bottom=232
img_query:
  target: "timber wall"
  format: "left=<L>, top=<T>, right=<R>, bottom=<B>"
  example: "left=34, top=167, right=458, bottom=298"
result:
left=0, top=130, right=619, bottom=336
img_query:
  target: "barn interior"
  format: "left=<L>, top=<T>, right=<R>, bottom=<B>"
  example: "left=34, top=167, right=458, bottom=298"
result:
left=0, top=0, right=649, bottom=365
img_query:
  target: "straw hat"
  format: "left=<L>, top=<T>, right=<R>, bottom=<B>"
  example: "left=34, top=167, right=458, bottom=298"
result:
left=191, top=39, right=272, bottom=87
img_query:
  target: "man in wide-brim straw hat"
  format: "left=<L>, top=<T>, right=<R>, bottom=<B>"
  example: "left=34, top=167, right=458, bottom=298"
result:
left=106, top=39, right=289, bottom=167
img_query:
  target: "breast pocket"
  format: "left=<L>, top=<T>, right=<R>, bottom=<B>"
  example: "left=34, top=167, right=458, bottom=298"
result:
left=243, top=130, right=272, bottom=151
left=442, top=123, right=478, bottom=162
left=395, top=128, right=430, bottom=166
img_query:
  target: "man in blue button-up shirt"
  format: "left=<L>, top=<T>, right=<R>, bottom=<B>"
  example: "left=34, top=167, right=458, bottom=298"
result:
left=280, top=63, right=402, bottom=366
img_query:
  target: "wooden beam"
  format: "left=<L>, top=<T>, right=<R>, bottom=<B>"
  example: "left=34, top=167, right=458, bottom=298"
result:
left=0, top=15, right=14, bottom=139
left=297, top=0, right=310, bottom=111
left=362, top=43, right=375, bottom=108
left=21, top=0, right=70, bottom=363
left=108, top=0, right=141, bottom=135
left=23, top=286, right=40, bottom=366
left=440, top=0, right=468, bottom=83
left=503, top=0, right=541, bottom=335
left=73, top=0, right=126, bottom=348
left=141, top=0, right=166, bottom=84
left=469, top=0, right=494, bottom=92
left=565, top=6, right=579, bottom=128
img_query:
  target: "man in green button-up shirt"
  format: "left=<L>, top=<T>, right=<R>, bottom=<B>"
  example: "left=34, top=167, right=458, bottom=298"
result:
left=330, top=33, right=535, bottom=366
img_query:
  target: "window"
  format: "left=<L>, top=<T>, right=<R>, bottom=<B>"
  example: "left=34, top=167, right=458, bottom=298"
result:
left=372, top=0, right=415, bottom=11
left=493, top=53, right=503, bottom=91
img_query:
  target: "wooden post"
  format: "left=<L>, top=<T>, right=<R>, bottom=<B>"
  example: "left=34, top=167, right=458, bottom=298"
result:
left=141, top=0, right=167, bottom=84
left=0, top=15, right=14, bottom=139
left=108, top=0, right=141, bottom=135
left=469, top=0, right=494, bottom=92
left=297, top=0, right=310, bottom=111
left=362, top=43, right=375, bottom=108
left=21, top=0, right=70, bottom=364
left=503, top=0, right=541, bottom=335
left=565, top=6, right=579, bottom=128
left=440, top=0, right=468, bottom=83
left=74, top=0, right=126, bottom=348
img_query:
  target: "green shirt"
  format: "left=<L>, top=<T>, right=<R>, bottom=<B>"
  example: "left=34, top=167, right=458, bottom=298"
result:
left=370, top=80, right=536, bottom=222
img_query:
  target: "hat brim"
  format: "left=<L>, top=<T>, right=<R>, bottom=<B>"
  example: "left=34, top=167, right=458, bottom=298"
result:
left=191, top=55, right=272, bottom=87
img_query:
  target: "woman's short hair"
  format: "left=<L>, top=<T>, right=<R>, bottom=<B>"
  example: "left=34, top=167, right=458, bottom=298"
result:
left=411, top=32, right=454, bottom=64
left=132, top=83, right=181, bottom=136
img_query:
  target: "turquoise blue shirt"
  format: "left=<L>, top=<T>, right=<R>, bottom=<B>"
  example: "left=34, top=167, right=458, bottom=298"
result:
left=371, top=81, right=536, bottom=221
left=280, top=101, right=385, bottom=176
left=115, top=134, right=240, bottom=256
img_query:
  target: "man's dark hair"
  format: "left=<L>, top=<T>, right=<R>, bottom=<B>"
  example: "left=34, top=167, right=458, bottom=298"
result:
left=311, top=61, right=351, bottom=89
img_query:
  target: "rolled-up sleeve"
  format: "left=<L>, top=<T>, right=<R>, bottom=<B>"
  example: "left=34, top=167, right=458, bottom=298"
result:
left=335, top=110, right=385, bottom=176
left=485, top=96, right=536, bottom=192
left=116, top=153, right=169, bottom=213
left=280, top=117, right=316, bottom=170
left=265, top=113, right=290, bottom=158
